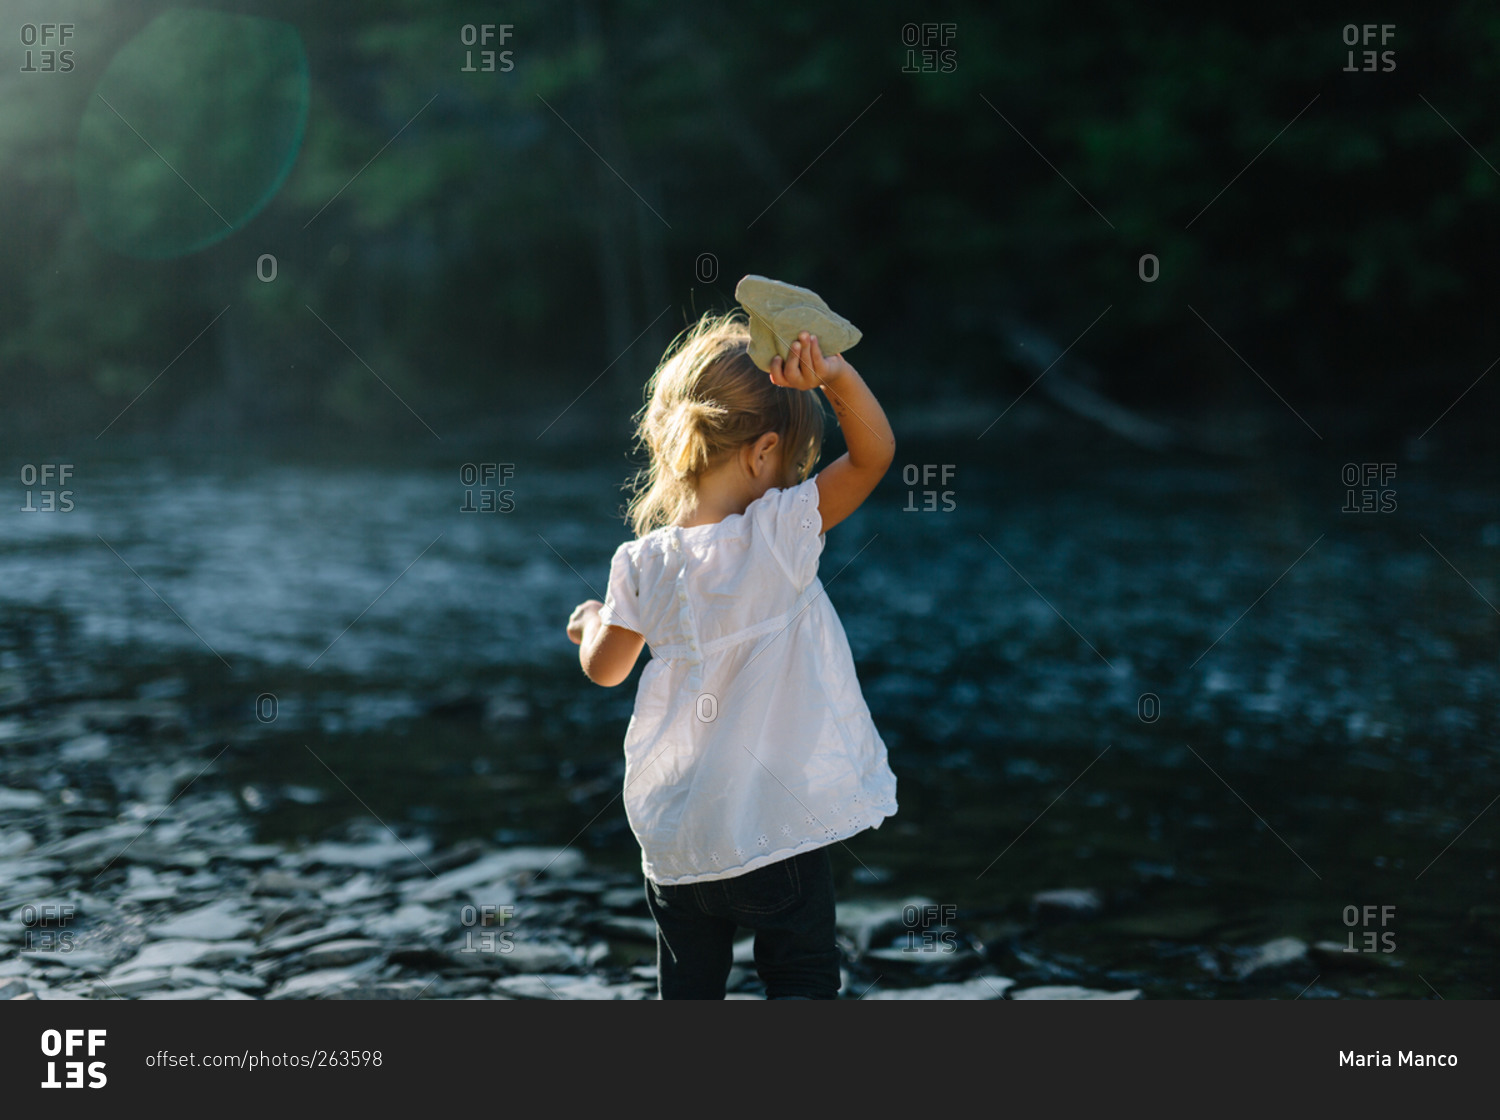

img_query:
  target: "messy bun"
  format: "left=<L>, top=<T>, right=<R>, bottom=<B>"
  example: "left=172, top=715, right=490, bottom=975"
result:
left=625, top=311, right=825, bottom=537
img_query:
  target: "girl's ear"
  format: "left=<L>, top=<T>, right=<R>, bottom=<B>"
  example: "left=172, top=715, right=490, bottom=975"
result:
left=752, top=430, right=780, bottom=477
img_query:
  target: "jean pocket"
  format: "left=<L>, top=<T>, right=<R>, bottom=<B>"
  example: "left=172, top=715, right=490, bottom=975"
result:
left=724, top=855, right=802, bottom=916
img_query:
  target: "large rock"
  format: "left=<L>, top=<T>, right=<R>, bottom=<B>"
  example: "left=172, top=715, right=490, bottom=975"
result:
left=403, top=848, right=581, bottom=903
left=735, top=275, right=862, bottom=373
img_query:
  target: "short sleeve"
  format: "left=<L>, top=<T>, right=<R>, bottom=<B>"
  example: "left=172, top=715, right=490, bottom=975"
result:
left=597, top=540, right=643, bottom=634
left=750, top=477, right=825, bottom=589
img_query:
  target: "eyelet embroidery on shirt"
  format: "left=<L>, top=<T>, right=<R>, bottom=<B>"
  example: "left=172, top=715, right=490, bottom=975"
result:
left=733, top=846, right=744, bottom=858
left=709, top=851, right=720, bottom=864
left=779, top=824, right=792, bottom=836
left=756, top=834, right=768, bottom=847
left=800, top=517, right=814, bottom=530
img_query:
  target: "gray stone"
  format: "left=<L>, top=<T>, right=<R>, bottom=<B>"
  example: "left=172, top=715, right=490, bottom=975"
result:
left=266, top=962, right=382, bottom=1000
left=324, top=979, right=434, bottom=1000
left=150, top=901, right=253, bottom=941
left=300, top=939, right=383, bottom=969
left=58, top=733, right=112, bottom=762
left=0, top=830, right=36, bottom=858
left=1235, top=936, right=1310, bottom=980
left=735, top=275, right=862, bottom=373
left=301, top=836, right=432, bottom=870
left=0, top=979, right=30, bottom=999
left=0, top=787, right=45, bottom=811
left=597, top=916, right=658, bottom=943
left=97, top=967, right=176, bottom=996
left=403, top=848, right=579, bottom=903
left=863, top=976, right=1014, bottom=1000
left=835, top=896, right=934, bottom=953
left=258, top=919, right=364, bottom=956
left=1008, top=985, right=1143, bottom=1000
left=323, top=873, right=389, bottom=906
left=122, top=939, right=256, bottom=971
left=1032, top=888, right=1103, bottom=916
left=218, top=972, right=269, bottom=993
left=492, top=974, right=653, bottom=1001
left=362, top=903, right=450, bottom=940
left=489, top=940, right=582, bottom=972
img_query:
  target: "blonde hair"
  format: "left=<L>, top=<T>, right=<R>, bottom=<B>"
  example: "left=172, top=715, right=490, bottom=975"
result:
left=624, top=311, right=825, bottom=537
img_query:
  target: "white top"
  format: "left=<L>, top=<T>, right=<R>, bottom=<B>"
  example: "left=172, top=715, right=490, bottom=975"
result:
left=598, top=477, right=898, bottom=885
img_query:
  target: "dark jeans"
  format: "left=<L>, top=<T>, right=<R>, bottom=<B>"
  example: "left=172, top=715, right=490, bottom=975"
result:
left=644, top=847, right=840, bottom=1000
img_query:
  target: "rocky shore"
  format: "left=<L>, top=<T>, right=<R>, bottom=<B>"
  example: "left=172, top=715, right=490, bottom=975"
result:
left=0, top=692, right=1152, bottom=1000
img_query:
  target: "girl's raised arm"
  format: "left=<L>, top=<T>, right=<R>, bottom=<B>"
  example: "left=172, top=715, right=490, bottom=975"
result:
left=770, top=331, right=895, bottom=533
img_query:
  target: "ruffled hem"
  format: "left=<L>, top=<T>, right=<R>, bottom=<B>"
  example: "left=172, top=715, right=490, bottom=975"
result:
left=641, top=796, right=898, bottom=886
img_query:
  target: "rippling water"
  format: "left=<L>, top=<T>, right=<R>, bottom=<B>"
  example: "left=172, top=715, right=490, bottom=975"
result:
left=4, top=435, right=1497, bottom=996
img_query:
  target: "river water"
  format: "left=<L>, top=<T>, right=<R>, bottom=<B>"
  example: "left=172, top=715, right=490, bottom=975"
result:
left=4, top=434, right=1496, bottom=996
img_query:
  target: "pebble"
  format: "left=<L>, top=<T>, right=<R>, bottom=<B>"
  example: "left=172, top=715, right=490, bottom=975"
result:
left=1032, top=888, right=1103, bottom=917
left=266, top=962, right=384, bottom=1000
left=124, top=939, right=256, bottom=970
left=0, top=787, right=46, bottom=811
left=1234, top=936, right=1310, bottom=980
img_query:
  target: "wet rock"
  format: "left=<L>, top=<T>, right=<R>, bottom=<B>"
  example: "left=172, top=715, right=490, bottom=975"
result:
left=0, top=787, right=45, bottom=811
left=124, top=939, right=255, bottom=971
left=1032, top=888, right=1103, bottom=917
left=150, top=901, right=254, bottom=941
left=266, top=962, right=384, bottom=1000
left=98, top=967, right=176, bottom=996
left=30, top=951, right=113, bottom=974
left=863, top=976, right=1014, bottom=1000
left=492, top=974, right=652, bottom=1000
left=0, top=979, right=30, bottom=999
left=301, top=835, right=432, bottom=870
left=258, top=919, right=364, bottom=956
left=1234, top=936, right=1310, bottom=980
left=59, top=733, right=112, bottom=762
left=218, top=972, right=268, bottom=993
left=735, top=274, right=862, bottom=373
left=492, top=941, right=584, bottom=973
left=403, top=848, right=580, bottom=904
left=1009, top=985, right=1143, bottom=1000
left=119, top=866, right=177, bottom=904
left=595, top=916, right=658, bottom=943
left=300, top=939, right=384, bottom=970
left=362, top=904, right=449, bottom=940
left=0, top=829, right=36, bottom=858
left=225, top=844, right=285, bottom=864
left=325, top=979, right=433, bottom=1000
left=323, top=873, right=390, bottom=905
left=252, top=870, right=324, bottom=897
left=835, top=896, right=934, bottom=954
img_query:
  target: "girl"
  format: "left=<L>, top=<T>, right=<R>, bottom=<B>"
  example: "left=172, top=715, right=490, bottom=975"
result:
left=566, top=309, right=898, bottom=999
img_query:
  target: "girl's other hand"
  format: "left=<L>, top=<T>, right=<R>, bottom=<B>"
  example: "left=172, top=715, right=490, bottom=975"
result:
left=769, top=332, right=850, bottom=390
left=567, top=600, right=603, bottom=645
